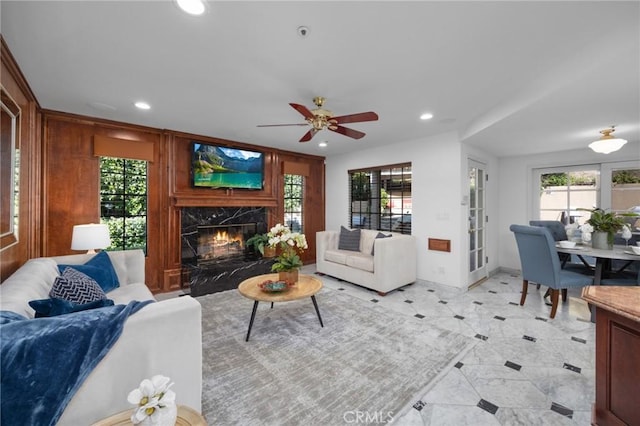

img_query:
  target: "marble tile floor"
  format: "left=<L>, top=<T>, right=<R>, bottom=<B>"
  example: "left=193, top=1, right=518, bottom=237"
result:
left=300, top=265, right=596, bottom=426
left=165, top=266, right=596, bottom=425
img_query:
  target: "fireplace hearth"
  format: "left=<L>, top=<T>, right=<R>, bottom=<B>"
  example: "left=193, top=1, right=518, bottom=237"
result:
left=181, top=207, right=273, bottom=296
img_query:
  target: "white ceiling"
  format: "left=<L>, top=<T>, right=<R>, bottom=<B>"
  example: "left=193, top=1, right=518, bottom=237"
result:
left=2, top=1, right=639, bottom=158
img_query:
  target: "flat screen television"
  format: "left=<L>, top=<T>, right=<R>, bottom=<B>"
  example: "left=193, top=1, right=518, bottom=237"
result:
left=191, top=142, right=264, bottom=190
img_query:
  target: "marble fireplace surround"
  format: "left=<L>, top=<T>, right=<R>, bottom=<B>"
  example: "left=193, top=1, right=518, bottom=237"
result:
left=181, top=207, right=274, bottom=297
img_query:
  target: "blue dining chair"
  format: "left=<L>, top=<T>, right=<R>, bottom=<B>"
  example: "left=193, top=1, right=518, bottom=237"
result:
left=510, top=224, right=594, bottom=318
left=528, top=220, right=568, bottom=241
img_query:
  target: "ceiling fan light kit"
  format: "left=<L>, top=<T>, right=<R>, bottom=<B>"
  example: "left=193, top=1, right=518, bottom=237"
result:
left=588, top=126, right=627, bottom=154
left=258, top=96, right=379, bottom=143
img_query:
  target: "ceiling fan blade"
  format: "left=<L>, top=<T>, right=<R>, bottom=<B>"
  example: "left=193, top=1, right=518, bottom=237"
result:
left=299, top=128, right=318, bottom=142
left=330, top=111, right=378, bottom=124
left=256, top=123, right=308, bottom=127
left=290, top=103, right=316, bottom=120
left=330, top=125, right=365, bottom=140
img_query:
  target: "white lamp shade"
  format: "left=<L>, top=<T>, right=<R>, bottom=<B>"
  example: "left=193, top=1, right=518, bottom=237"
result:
left=71, top=224, right=111, bottom=251
left=588, top=137, right=627, bottom=154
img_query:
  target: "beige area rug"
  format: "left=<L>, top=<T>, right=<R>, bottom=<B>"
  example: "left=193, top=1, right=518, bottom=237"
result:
left=197, top=286, right=475, bottom=425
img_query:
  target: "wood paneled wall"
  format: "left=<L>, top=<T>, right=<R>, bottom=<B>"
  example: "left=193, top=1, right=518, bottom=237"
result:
left=0, top=37, right=41, bottom=280
left=42, top=113, right=166, bottom=292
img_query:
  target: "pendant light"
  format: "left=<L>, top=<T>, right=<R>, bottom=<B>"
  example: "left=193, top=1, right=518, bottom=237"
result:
left=588, top=126, right=627, bottom=154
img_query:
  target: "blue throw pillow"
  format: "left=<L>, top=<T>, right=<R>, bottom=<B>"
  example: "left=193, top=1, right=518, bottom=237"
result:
left=338, top=226, right=361, bottom=251
left=58, top=251, right=120, bottom=293
left=371, top=232, right=392, bottom=255
left=50, top=268, right=108, bottom=305
left=29, top=298, right=115, bottom=318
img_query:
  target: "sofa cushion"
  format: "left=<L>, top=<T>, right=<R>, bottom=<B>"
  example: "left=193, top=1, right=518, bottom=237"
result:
left=345, top=252, right=374, bottom=272
left=58, top=251, right=120, bottom=293
left=106, top=283, right=155, bottom=304
left=324, top=249, right=349, bottom=265
left=371, top=232, right=393, bottom=255
left=29, top=298, right=115, bottom=318
left=338, top=226, right=361, bottom=251
left=50, top=268, right=108, bottom=304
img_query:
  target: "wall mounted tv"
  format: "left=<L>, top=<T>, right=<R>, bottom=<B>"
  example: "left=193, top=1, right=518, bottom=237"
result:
left=191, top=142, right=264, bottom=190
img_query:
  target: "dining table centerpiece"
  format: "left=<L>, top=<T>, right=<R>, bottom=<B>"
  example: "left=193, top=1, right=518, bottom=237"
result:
left=267, top=223, right=308, bottom=284
left=579, top=208, right=635, bottom=250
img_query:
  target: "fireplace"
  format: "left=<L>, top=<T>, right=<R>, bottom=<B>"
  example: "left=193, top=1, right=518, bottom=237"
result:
left=181, top=207, right=274, bottom=296
left=196, top=223, right=256, bottom=263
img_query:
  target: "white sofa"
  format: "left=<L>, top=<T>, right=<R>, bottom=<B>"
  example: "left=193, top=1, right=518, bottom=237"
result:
left=316, top=229, right=417, bottom=295
left=0, top=250, right=202, bottom=425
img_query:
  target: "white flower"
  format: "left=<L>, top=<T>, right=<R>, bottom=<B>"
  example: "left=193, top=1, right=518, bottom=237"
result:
left=128, top=375, right=176, bottom=425
left=580, top=223, right=594, bottom=234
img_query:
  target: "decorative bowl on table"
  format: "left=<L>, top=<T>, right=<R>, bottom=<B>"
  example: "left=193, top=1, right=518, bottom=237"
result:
left=258, top=280, right=291, bottom=292
left=558, top=240, right=576, bottom=249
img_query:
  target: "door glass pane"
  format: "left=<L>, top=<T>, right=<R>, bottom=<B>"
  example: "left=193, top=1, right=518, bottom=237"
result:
left=469, top=252, right=476, bottom=271
left=478, top=249, right=484, bottom=267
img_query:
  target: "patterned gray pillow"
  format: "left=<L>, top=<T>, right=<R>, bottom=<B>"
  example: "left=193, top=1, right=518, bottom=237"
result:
left=49, top=267, right=107, bottom=304
left=338, top=226, right=361, bottom=251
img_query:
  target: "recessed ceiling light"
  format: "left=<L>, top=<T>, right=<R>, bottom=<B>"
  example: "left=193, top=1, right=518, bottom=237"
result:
left=134, top=101, right=151, bottom=110
left=175, top=0, right=206, bottom=16
left=420, top=113, right=434, bottom=120
left=318, top=141, right=328, bottom=147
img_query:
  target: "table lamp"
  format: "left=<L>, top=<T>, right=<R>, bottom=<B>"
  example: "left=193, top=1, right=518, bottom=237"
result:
left=71, top=223, right=111, bottom=254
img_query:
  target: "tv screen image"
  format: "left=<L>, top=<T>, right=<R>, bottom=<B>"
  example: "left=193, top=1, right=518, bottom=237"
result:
left=191, top=143, right=264, bottom=189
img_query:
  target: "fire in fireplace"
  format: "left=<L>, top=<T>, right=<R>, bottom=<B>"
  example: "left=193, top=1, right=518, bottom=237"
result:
left=197, top=223, right=257, bottom=263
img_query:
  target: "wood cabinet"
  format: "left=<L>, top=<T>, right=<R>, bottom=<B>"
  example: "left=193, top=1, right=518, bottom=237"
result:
left=582, top=286, right=640, bottom=426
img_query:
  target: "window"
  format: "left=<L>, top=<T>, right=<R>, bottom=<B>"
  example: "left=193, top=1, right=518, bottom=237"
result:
left=349, top=163, right=412, bottom=234
left=535, top=162, right=640, bottom=230
left=607, top=167, right=640, bottom=215
left=535, top=166, right=599, bottom=225
left=100, top=157, right=148, bottom=251
left=284, top=174, right=303, bottom=233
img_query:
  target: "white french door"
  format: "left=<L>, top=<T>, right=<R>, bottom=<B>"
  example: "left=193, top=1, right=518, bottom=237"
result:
left=468, top=160, right=487, bottom=286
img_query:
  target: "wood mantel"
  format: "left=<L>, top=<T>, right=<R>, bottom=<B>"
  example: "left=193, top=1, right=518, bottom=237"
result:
left=582, top=286, right=640, bottom=426
left=172, top=194, right=279, bottom=208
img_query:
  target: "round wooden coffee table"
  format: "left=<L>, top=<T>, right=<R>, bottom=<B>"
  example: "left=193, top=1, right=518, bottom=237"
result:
left=237, top=273, right=324, bottom=341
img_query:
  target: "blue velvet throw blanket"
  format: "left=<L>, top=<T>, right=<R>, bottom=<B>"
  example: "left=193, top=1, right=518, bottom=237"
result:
left=0, top=300, right=153, bottom=426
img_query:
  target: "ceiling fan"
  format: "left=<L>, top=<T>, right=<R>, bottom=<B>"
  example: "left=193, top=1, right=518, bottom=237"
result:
left=257, top=97, right=379, bottom=142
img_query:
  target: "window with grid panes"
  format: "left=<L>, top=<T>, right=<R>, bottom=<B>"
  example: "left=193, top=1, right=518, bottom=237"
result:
left=284, top=174, right=304, bottom=233
left=349, top=164, right=412, bottom=234
left=100, top=157, right=148, bottom=252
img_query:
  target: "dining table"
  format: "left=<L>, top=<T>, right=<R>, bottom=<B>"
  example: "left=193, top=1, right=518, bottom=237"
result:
left=556, top=243, right=640, bottom=284
left=557, top=243, right=639, bottom=322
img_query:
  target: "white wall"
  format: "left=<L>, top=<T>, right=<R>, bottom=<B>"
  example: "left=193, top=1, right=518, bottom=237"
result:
left=498, top=141, right=640, bottom=271
left=325, top=131, right=473, bottom=288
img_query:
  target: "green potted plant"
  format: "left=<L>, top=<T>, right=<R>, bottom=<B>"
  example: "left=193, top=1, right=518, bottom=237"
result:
left=245, top=233, right=275, bottom=257
left=579, top=208, right=635, bottom=249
